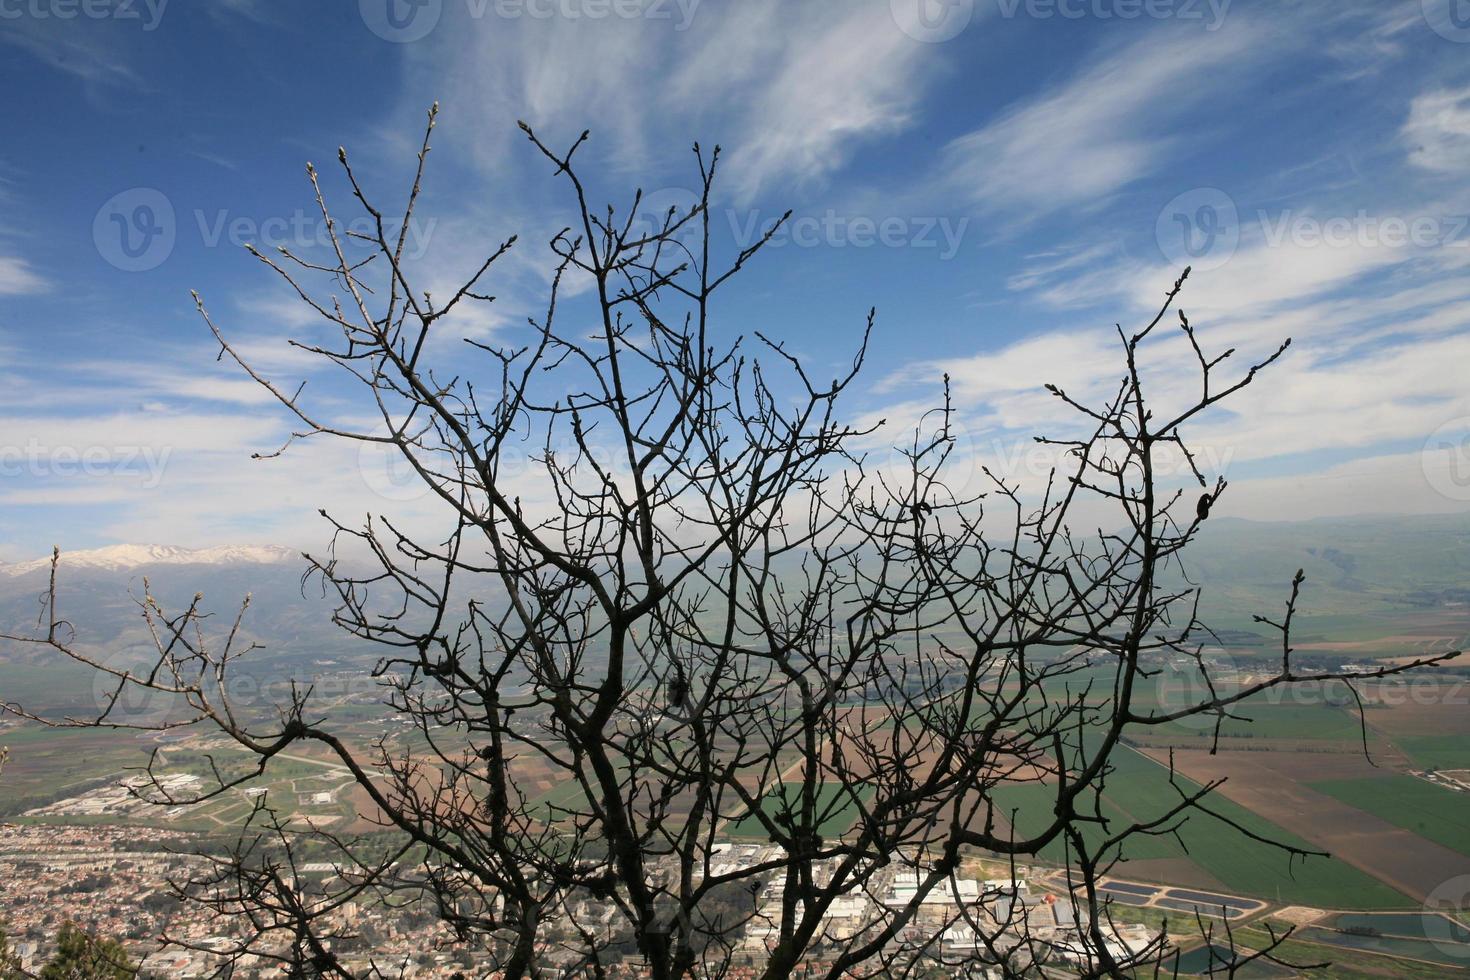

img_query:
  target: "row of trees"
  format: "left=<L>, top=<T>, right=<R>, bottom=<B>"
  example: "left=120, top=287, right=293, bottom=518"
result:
left=4, top=108, right=1459, bottom=978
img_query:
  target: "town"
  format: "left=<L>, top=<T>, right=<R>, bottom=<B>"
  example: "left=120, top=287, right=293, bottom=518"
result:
left=1, top=819, right=1162, bottom=977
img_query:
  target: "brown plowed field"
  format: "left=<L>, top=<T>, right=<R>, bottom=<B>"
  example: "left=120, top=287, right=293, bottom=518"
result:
left=1354, top=688, right=1470, bottom=736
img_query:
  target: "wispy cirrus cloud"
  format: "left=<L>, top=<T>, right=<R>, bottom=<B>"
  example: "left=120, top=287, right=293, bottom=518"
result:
left=404, top=0, right=938, bottom=202
left=0, top=14, right=153, bottom=89
left=935, top=23, right=1269, bottom=226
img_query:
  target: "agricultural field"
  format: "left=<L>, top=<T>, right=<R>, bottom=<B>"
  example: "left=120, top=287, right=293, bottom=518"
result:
left=999, top=747, right=1413, bottom=908
left=12, top=738, right=380, bottom=835
left=0, top=661, right=101, bottom=715
left=1308, top=774, right=1470, bottom=858
left=1287, top=927, right=1470, bottom=971
left=725, top=782, right=876, bottom=840
left=1387, top=734, right=1470, bottom=771
left=0, top=722, right=150, bottom=817
left=1131, top=698, right=1377, bottom=748
left=1149, top=747, right=1470, bottom=903
left=1169, top=942, right=1296, bottom=978
left=1354, top=687, right=1470, bottom=737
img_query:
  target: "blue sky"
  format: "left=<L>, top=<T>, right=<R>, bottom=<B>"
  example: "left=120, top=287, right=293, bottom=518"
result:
left=1, top=0, right=1469, bottom=560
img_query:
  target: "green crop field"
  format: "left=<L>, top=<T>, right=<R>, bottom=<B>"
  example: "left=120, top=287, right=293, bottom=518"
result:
left=987, top=779, right=1181, bottom=862
left=1392, top=735, right=1470, bottom=772
left=530, top=775, right=598, bottom=819
left=991, top=747, right=1413, bottom=908
left=725, top=782, right=875, bottom=840
left=1309, top=774, right=1470, bottom=857
left=1139, top=699, right=1371, bottom=744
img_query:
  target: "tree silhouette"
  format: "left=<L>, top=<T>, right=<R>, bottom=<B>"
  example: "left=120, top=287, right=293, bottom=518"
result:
left=4, top=108, right=1459, bottom=978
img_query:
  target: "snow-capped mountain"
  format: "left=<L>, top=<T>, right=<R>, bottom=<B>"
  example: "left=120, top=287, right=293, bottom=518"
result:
left=0, top=543, right=299, bottom=578
left=0, top=542, right=356, bottom=674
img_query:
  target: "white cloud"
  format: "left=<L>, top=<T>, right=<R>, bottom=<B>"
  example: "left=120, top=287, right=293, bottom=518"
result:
left=874, top=276, right=1470, bottom=515
left=714, top=5, right=932, bottom=202
left=1220, top=448, right=1470, bottom=522
left=881, top=327, right=1117, bottom=433
left=1124, top=233, right=1411, bottom=321
left=1184, top=332, right=1470, bottom=464
left=1005, top=242, right=1123, bottom=293
left=937, top=24, right=1266, bottom=223
left=405, top=0, right=935, bottom=202
left=1403, top=86, right=1470, bottom=175
left=0, top=409, right=280, bottom=459
left=0, top=255, right=49, bottom=295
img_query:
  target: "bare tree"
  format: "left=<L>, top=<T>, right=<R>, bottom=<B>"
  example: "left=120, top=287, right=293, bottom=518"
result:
left=4, top=107, right=1459, bottom=979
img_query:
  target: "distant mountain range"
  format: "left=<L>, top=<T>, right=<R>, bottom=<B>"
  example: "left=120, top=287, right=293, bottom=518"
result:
left=0, top=542, right=355, bottom=697
left=1, top=513, right=1466, bottom=682
left=0, top=544, right=299, bottom=578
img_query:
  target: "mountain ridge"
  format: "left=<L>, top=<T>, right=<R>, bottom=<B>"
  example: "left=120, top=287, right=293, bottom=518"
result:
left=0, top=543, right=300, bottom=578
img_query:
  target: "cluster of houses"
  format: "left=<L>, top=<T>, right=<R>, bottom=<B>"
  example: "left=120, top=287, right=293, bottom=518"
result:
left=3, top=820, right=1156, bottom=976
